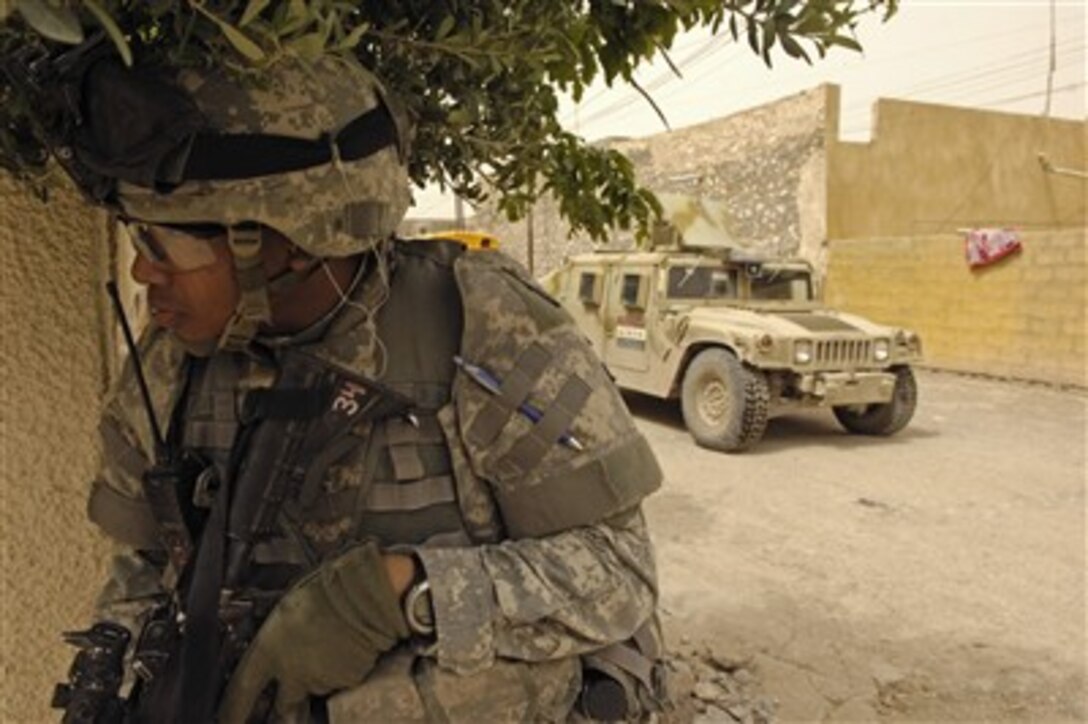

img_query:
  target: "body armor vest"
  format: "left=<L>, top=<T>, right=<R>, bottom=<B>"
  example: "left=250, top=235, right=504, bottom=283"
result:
left=179, top=240, right=476, bottom=586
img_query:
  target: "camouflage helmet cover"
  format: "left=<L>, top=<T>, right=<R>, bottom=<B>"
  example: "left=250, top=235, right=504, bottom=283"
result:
left=117, top=55, right=412, bottom=257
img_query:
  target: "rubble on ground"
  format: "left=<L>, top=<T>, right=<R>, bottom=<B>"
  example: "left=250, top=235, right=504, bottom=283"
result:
left=662, top=637, right=776, bottom=724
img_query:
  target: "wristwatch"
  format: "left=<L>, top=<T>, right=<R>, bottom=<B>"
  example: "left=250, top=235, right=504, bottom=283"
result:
left=403, top=577, right=435, bottom=637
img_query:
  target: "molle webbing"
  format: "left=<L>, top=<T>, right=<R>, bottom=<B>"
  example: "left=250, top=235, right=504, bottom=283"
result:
left=182, top=355, right=247, bottom=473
left=365, top=476, right=457, bottom=512
left=340, top=240, right=471, bottom=550
left=234, top=350, right=412, bottom=562
left=465, top=343, right=551, bottom=448
left=491, top=376, right=592, bottom=481
left=353, top=412, right=468, bottom=547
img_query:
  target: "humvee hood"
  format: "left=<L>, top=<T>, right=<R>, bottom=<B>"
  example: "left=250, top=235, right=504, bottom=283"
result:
left=686, top=307, right=896, bottom=338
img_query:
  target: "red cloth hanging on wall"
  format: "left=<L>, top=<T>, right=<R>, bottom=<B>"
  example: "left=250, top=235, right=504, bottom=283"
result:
left=963, top=228, right=1022, bottom=268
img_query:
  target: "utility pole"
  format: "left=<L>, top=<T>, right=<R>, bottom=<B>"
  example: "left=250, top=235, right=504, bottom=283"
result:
left=453, top=195, right=465, bottom=230
left=526, top=207, right=535, bottom=275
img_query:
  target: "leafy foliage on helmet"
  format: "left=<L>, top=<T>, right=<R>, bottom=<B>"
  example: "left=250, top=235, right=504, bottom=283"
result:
left=0, top=0, right=899, bottom=241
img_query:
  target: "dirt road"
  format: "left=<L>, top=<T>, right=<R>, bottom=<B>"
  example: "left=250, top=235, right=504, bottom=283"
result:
left=634, top=369, right=1086, bottom=722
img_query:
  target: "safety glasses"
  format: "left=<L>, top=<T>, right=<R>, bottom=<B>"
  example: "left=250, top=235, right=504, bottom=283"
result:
left=125, top=222, right=224, bottom=272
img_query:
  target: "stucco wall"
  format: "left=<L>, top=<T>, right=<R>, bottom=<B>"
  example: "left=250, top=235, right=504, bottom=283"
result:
left=828, top=100, right=1086, bottom=240
left=0, top=173, right=116, bottom=720
left=824, top=229, right=1087, bottom=387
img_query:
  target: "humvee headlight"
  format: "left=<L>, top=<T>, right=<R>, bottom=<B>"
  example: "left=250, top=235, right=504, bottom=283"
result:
left=794, top=340, right=813, bottom=364
left=874, top=339, right=890, bottom=361
left=757, top=334, right=774, bottom=353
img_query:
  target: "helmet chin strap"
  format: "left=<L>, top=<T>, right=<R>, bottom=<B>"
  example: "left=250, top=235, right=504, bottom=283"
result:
left=179, top=224, right=328, bottom=357
left=216, top=225, right=273, bottom=353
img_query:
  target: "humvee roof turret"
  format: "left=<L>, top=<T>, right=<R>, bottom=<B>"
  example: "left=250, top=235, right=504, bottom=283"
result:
left=540, top=213, right=922, bottom=452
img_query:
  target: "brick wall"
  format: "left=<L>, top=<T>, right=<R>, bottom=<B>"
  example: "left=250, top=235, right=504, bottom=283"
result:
left=825, top=229, right=1087, bottom=387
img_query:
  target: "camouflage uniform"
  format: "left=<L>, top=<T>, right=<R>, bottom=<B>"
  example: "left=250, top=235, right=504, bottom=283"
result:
left=67, top=53, right=665, bottom=723
left=91, top=241, right=664, bottom=721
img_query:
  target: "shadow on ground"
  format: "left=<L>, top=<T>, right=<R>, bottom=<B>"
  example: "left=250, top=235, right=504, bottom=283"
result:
left=622, top=390, right=939, bottom=457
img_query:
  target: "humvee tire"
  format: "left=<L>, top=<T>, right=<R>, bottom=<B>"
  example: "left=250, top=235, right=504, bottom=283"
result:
left=681, top=348, right=770, bottom=452
left=833, top=365, right=918, bottom=436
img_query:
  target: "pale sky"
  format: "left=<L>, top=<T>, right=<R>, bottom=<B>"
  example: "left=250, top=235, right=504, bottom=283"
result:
left=408, top=1, right=1085, bottom=219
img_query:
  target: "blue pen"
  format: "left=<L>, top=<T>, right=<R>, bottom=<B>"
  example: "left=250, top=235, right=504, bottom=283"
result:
left=453, top=356, right=585, bottom=452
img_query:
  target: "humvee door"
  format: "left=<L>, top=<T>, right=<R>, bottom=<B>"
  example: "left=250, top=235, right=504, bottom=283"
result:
left=604, top=265, right=654, bottom=373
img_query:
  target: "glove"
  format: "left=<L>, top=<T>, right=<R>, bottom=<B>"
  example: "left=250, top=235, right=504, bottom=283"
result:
left=218, top=541, right=410, bottom=723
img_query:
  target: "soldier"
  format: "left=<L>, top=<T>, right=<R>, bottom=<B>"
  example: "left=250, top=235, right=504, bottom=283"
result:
left=60, top=51, right=666, bottom=722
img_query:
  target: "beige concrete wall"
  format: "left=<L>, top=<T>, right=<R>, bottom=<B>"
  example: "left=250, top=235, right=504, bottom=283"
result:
left=0, top=172, right=114, bottom=721
left=824, top=229, right=1087, bottom=387
left=828, top=100, right=1086, bottom=240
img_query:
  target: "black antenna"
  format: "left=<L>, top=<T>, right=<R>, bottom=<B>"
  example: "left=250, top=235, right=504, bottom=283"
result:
left=105, top=281, right=167, bottom=459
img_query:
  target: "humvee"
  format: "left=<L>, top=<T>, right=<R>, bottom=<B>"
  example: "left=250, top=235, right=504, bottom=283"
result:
left=540, top=197, right=922, bottom=452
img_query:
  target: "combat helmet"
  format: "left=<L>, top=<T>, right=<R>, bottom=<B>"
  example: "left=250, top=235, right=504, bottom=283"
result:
left=113, top=54, right=412, bottom=259
left=43, top=46, right=414, bottom=352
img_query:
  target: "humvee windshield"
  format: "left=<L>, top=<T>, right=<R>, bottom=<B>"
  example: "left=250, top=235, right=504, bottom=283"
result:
left=749, top=267, right=812, bottom=301
left=667, top=266, right=737, bottom=299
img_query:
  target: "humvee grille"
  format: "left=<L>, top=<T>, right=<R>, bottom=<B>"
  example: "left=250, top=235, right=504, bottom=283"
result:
left=815, top=339, right=872, bottom=366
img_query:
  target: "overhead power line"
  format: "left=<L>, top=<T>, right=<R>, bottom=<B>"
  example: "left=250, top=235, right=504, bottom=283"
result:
left=986, top=81, right=1085, bottom=108
left=569, top=34, right=733, bottom=130
left=895, top=37, right=1082, bottom=99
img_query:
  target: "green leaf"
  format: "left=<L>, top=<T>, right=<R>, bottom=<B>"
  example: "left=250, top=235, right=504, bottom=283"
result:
left=829, top=34, right=863, bottom=52
left=193, top=4, right=267, bottom=62
left=761, top=17, right=777, bottom=51
left=16, top=0, right=83, bottom=44
left=745, top=16, right=759, bottom=56
left=333, top=21, right=369, bottom=51
left=779, top=33, right=810, bottom=63
left=447, top=107, right=471, bottom=126
left=220, top=24, right=267, bottom=61
left=83, top=0, right=132, bottom=66
left=239, top=0, right=270, bottom=28
left=435, top=14, right=454, bottom=40
left=287, top=30, right=326, bottom=61
left=278, top=0, right=310, bottom=35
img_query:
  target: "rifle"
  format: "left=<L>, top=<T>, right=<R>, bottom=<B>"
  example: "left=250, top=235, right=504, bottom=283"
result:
left=54, top=281, right=412, bottom=723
